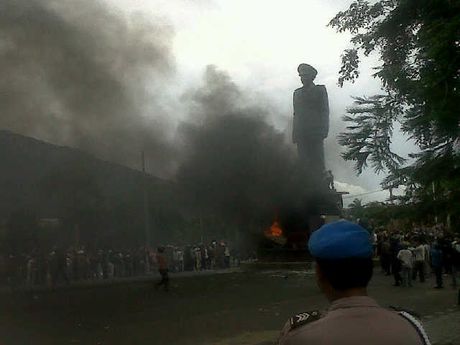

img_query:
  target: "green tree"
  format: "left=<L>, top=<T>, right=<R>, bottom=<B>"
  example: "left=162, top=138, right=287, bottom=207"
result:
left=339, top=95, right=406, bottom=175
left=330, top=0, right=460, bottom=224
left=348, top=198, right=365, bottom=219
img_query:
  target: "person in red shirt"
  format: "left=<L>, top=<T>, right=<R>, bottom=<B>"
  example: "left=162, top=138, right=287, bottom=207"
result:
left=155, top=247, right=169, bottom=292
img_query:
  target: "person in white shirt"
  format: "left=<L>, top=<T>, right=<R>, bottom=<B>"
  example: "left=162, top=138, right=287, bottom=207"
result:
left=412, top=240, right=426, bottom=283
left=177, top=249, right=184, bottom=272
left=397, top=243, right=414, bottom=287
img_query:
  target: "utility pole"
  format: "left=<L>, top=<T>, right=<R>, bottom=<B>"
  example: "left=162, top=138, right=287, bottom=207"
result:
left=142, top=151, right=151, bottom=247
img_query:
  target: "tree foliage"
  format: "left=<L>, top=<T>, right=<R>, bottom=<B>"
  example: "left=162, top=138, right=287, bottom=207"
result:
left=331, top=0, right=460, bottom=216
left=339, top=95, right=406, bottom=174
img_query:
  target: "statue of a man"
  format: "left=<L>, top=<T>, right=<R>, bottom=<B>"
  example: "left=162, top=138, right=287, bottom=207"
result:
left=292, top=63, right=329, bottom=176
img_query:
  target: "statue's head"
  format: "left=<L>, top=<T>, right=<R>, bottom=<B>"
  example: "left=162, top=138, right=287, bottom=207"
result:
left=297, top=63, right=317, bottom=85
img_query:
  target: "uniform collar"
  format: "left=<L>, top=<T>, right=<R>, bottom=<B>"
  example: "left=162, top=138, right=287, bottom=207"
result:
left=328, top=296, right=380, bottom=312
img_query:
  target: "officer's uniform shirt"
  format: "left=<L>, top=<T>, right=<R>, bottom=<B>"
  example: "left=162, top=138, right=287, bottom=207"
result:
left=279, top=296, right=424, bottom=345
left=278, top=220, right=430, bottom=345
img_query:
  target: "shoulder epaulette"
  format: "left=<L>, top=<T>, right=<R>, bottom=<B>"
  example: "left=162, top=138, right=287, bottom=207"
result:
left=288, top=310, right=321, bottom=331
left=388, top=305, right=421, bottom=319
left=389, top=306, right=431, bottom=345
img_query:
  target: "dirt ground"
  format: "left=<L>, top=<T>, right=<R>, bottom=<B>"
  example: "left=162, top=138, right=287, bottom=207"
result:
left=0, top=269, right=458, bottom=345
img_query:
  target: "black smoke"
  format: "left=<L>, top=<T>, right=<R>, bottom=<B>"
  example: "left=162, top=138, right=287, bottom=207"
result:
left=0, top=0, right=323, bottom=240
left=0, top=0, right=176, bottom=176
left=176, top=66, right=298, bottom=229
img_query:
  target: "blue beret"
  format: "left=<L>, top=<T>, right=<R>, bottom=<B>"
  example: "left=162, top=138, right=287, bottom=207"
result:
left=308, top=220, right=373, bottom=259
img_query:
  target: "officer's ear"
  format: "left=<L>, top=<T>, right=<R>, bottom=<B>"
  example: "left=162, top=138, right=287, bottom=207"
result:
left=314, top=262, right=326, bottom=288
left=314, top=261, right=333, bottom=295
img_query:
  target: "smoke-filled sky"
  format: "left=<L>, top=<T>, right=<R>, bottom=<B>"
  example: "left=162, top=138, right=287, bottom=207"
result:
left=0, top=0, right=178, bottom=176
left=110, top=0, right=416, bottom=204
left=0, top=0, right=415, bottom=205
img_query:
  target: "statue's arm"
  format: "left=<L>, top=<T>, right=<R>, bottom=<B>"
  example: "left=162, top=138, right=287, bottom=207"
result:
left=292, top=92, right=298, bottom=144
left=319, top=85, right=329, bottom=139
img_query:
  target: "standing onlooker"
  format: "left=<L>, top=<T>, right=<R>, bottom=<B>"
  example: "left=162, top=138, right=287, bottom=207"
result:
left=144, top=247, right=151, bottom=275
left=372, top=231, right=378, bottom=256
left=209, top=241, right=217, bottom=269
left=26, top=255, right=37, bottom=286
left=194, top=246, right=202, bottom=271
left=423, top=241, right=431, bottom=278
left=155, top=247, right=169, bottom=292
left=200, top=245, right=207, bottom=271
left=177, top=247, right=184, bottom=272
left=124, top=251, right=133, bottom=277
left=390, top=236, right=402, bottom=286
left=412, top=240, right=426, bottom=283
left=450, top=238, right=459, bottom=288
left=107, top=257, right=115, bottom=279
left=95, top=250, right=104, bottom=279
left=232, top=246, right=241, bottom=267
left=224, top=243, right=231, bottom=268
left=171, top=247, right=178, bottom=273
left=184, top=246, right=193, bottom=271
left=379, top=236, right=392, bottom=276
left=431, top=243, right=444, bottom=289
left=49, top=247, right=69, bottom=287
left=217, top=241, right=225, bottom=269
left=397, top=243, right=413, bottom=287
left=441, top=238, right=454, bottom=276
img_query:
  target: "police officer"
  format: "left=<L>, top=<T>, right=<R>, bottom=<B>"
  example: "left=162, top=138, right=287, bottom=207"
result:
left=278, top=220, right=430, bottom=345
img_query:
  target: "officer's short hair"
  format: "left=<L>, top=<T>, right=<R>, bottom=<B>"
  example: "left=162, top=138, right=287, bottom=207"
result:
left=316, top=257, right=373, bottom=291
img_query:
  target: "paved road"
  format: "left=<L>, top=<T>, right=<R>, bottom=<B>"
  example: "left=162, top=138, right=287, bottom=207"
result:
left=0, top=268, right=240, bottom=293
left=0, top=268, right=458, bottom=345
left=425, top=308, right=460, bottom=345
left=206, top=271, right=460, bottom=345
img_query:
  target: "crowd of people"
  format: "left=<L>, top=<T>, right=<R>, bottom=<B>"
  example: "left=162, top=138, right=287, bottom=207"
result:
left=0, top=240, right=237, bottom=288
left=3, top=221, right=459, bottom=291
left=375, top=225, right=460, bottom=289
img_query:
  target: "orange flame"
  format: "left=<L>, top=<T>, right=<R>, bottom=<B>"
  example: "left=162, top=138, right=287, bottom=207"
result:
left=265, top=220, right=283, bottom=237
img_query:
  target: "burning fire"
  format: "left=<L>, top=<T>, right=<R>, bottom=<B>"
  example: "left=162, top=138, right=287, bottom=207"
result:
left=265, top=220, right=283, bottom=237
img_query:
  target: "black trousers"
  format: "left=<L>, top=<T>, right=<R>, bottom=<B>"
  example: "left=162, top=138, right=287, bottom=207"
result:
left=156, top=269, right=169, bottom=291
left=412, top=261, right=425, bottom=282
left=381, top=255, right=391, bottom=275
left=392, top=260, right=402, bottom=285
left=434, top=266, right=443, bottom=288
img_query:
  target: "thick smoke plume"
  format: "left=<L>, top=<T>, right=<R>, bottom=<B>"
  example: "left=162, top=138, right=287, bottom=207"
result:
left=0, top=0, right=176, bottom=176
left=1, top=0, right=313, bottom=233
left=176, top=66, right=298, bottom=227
